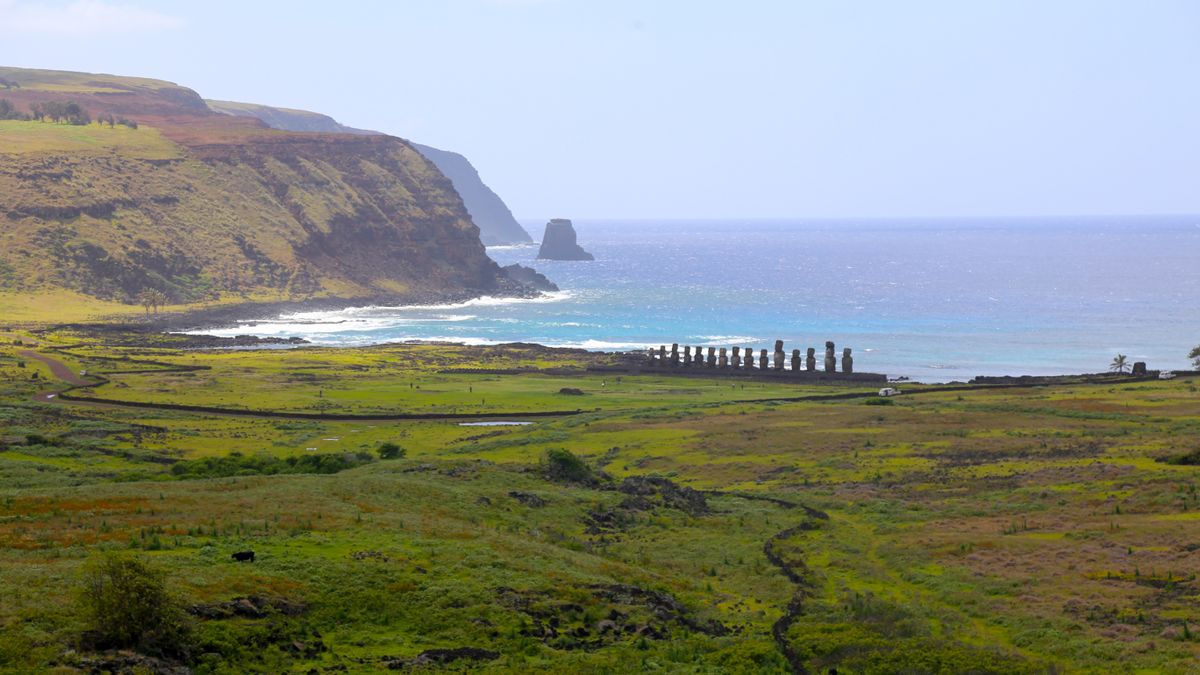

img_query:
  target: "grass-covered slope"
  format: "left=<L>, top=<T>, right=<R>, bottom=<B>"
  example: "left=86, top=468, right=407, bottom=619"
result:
left=205, top=99, right=533, bottom=246
left=2, top=329, right=1199, bottom=672
left=0, top=67, right=508, bottom=307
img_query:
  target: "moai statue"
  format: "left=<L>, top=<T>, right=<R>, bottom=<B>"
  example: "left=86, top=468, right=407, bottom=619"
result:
left=647, top=347, right=658, bottom=364
left=707, top=347, right=717, bottom=368
left=695, top=348, right=705, bottom=366
left=842, top=347, right=853, bottom=374
left=659, top=345, right=668, bottom=364
left=759, top=349, right=769, bottom=370
left=683, top=345, right=692, bottom=366
left=719, top=347, right=728, bottom=368
left=791, top=349, right=801, bottom=372
left=670, top=343, right=680, bottom=367
left=744, top=348, right=755, bottom=369
left=806, top=347, right=816, bottom=372
left=773, top=339, right=785, bottom=370
left=1131, top=361, right=1147, bottom=376
left=824, top=341, right=836, bottom=373
left=731, top=346, right=741, bottom=369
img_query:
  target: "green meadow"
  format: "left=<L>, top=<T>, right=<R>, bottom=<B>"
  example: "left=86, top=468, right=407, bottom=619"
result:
left=1, top=327, right=1199, bottom=673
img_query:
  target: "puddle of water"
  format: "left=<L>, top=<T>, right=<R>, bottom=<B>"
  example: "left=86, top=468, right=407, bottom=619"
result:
left=458, top=421, right=533, bottom=427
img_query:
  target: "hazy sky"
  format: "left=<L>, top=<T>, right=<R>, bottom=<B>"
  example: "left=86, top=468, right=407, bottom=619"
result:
left=2, top=0, right=1198, bottom=219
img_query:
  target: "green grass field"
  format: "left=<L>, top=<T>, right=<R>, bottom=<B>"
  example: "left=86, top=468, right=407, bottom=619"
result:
left=2, top=327, right=1199, bottom=673
left=0, top=120, right=180, bottom=157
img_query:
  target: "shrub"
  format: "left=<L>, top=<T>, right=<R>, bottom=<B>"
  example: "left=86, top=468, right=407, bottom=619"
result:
left=170, top=451, right=373, bottom=479
left=864, top=397, right=894, bottom=406
left=1158, top=449, right=1200, bottom=466
left=377, top=442, right=406, bottom=460
left=77, top=553, right=192, bottom=658
left=542, top=448, right=594, bottom=484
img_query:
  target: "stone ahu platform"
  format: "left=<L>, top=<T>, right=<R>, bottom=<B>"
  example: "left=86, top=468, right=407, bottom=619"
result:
left=596, top=340, right=887, bottom=383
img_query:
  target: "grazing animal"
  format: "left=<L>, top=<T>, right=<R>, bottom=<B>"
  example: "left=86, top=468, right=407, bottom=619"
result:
left=231, top=550, right=255, bottom=562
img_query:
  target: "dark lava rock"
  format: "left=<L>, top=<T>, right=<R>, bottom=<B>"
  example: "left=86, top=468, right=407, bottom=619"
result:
left=509, top=490, right=548, bottom=507
left=74, top=651, right=191, bottom=675
left=617, top=476, right=710, bottom=516
left=189, top=595, right=307, bottom=619
left=501, top=263, right=559, bottom=292
left=536, top=219, right=594, bottom=261
left=558, top=387, right=585, bottom=396
left=384, top=647, right=499, bottom=669
left=589, top=584, right=729, bottom=636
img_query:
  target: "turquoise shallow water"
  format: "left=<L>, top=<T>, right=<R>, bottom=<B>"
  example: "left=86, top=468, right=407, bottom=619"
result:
left=195, top=217, right=1200, bottom=382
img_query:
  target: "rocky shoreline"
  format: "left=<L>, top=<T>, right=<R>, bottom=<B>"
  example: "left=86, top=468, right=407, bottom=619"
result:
left=48, top=284, right=549, bottom=349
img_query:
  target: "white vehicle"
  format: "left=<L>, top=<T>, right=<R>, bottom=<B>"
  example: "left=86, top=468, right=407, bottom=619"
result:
left=1159, top=371, right=1177, bottom=380
left=878, top=387, right=901, bottom=397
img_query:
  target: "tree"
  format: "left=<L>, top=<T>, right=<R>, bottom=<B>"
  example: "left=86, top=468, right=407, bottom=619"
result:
left=136, top=288, right=168, bottom=314
left=77, top=553, right=192, bottom=658
left=1110, top=354, right=1129, bottom=374
left=0, top=99, right=21, bottom=120
left=1190, top=345, right=1200, bottom=369
left=377, top=442, right=405, bottom=460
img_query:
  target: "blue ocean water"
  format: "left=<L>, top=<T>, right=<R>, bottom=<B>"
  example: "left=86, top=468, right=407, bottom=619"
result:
left=197, top=217, right=1200, bottom=382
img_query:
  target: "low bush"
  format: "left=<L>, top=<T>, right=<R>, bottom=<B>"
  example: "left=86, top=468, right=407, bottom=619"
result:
left=542, top=448, right=595, bottom=484
left=77, top=553, right=192, bottom=658
left=170, top=451, right=373, bottom=479
left=1158, top=449, right=1200, bottom=466
left=377, top=442, right=406, bottom=460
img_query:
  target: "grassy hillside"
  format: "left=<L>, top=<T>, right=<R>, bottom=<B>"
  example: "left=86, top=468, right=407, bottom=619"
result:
left=0, top=67, right=508, bottom=309
left=205, top=99, right=534, bottom=246
left=1, top=328, right=1198, bottom=672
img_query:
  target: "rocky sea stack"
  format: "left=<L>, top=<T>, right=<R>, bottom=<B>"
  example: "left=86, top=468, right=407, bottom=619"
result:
left=536, top=219, right=594, bottom=261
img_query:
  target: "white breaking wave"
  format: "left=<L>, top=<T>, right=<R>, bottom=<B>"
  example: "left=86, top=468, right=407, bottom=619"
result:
left=546, top=339, right=660, bottom=351
left=278, top=290, right=573, bottom=321
left=183, top=292, right=573, bottom=338
left=694, top=335, right=759, bottom=345
left=485, top=243, right=537, bottom=251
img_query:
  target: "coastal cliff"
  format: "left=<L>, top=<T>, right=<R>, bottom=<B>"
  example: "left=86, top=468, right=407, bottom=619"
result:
left=410, top=143, right=532, bottom=246
left=206, top=100, right=532, bottom=246
left=537, top=219, right=594, bottom=261
left=0, top=66, right=521, bottom=305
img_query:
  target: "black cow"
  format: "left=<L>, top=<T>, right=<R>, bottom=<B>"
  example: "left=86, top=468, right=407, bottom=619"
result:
left=231, top=550, right=255, bottom=562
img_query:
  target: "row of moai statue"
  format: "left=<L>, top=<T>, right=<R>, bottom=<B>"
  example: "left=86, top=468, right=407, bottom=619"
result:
left=648, top=340, right=853, bottom=374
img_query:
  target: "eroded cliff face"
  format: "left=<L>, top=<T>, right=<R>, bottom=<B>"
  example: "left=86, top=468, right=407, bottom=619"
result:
left=204, top=99, right=532, bottom=246
left=410, top=144, right=532, bottom=246
left=0, top=67, right=513, bottom=304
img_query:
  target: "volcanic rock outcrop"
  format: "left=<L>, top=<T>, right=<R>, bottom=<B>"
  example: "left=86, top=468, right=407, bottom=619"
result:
left=536, top=219, right=594, bottom=261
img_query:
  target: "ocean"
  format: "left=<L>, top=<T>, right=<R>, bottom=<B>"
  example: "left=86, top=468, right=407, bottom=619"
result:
left=194, top=217, right=1200, bottom=382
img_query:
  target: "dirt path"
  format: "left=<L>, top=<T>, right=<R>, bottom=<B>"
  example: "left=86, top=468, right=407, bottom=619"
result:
left=20, top=349, right=89, bottom=387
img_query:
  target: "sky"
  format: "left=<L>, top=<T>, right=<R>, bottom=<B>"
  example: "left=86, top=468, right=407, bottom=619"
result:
left=1, top=0, right=1198, bottom=220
